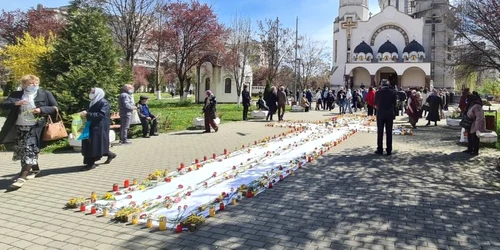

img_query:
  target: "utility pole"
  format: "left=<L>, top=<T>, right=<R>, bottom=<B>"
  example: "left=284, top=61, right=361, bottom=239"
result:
left=294, top=17, right=299, bottom=103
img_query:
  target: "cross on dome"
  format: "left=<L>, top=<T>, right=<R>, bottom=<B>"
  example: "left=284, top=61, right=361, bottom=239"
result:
left=386, top=34, right=391, bottom=41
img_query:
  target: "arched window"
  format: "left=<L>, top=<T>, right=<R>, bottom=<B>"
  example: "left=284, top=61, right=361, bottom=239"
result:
left=225, top=78, right=232, bottom=93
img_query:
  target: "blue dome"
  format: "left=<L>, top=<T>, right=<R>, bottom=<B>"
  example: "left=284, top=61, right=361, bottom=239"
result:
left=354, top=41, right=373, bottom=54
left=378, top=40, right=398, bottom=54
left=403, top=40, right=425, bottom=53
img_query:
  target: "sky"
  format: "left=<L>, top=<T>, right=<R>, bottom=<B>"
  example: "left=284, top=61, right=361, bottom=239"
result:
left=2, top=0, right=382, bottom=50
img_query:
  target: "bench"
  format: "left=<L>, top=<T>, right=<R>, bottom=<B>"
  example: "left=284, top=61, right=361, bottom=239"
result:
left=291, top=105, right=305, bottom=112
left=194, top=117, right=220, bottom=128
left=68, top=130, right=117, bottom=152
left=251, top=110, right=268, bottom=119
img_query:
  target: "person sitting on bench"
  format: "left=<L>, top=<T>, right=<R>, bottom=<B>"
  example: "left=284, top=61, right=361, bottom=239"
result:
left=137, top=95, right=158, bottom=138
left=256, top=92, right=269, bottom=110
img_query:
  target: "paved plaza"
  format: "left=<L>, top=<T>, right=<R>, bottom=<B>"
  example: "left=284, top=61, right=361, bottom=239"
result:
left=0, top=110, right=500, bottom=250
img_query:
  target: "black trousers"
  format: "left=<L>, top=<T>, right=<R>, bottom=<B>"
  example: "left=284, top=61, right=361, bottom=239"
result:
left=467, top=131, right=480, bottom=154
left=140, top=116, right=158, bottom=136
left=243, top=105, right=249, bottom=120
left=277, top=105, right=286, bottom=120
left=367, top=105, right=374, bottom=116
left=377, top=118, right=394, bottom=153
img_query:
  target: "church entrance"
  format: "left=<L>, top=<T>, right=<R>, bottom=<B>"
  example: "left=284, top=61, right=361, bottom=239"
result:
left=376, top=67, right=398, bottom=88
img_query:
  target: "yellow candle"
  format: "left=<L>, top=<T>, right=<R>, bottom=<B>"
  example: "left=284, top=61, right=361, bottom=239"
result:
left=102, top=208, right=108, bottom=217
left=132, top=215, right=138, bottom=225
left=231, top=198, right=237, bottom=205
left=146, top=218, right=153, bottom=228
left=132, top=179, right=138, bottom=185
left=209, top=207, right=216, bottom=217
left=158, top=218, right=166, bottom=231
left=90, top=192, right=97, bottom=202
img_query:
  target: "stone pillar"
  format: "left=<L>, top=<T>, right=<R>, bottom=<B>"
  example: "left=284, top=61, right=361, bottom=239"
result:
left=370, top=75, right=376, bottom=87
left=425, top=76, right=431, bottom=89
left=344, top=74, right=349, bottom=89
left=397, top=75, right=402, bottom=89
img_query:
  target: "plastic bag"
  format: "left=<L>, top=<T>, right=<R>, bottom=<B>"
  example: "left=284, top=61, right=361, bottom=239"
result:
left=71, top=113, right=86, bottom=139
left=131, top=110, right=141, bottom=125
left=78, top=121, right=91, bottom=140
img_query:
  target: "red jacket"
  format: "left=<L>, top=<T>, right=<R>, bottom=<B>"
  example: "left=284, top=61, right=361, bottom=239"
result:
left=366, top=90, right=376, bottom=106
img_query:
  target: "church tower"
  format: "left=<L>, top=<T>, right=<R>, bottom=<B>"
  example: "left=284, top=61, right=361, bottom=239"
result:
left=379, top=0, right=407, bottom=13
left=338, top=0, right=369, bottom=21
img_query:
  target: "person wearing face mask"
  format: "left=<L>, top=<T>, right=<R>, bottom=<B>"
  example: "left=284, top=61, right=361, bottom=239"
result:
left=0, top=75, right=58, bottom=189
left=118, top=84, right=136, bottom=144
left=80, top=88, right=117, bottom=170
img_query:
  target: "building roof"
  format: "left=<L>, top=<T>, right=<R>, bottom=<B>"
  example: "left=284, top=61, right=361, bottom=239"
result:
left=378, top=40, right=398, bottom=54
left=403, top=39, right=425, bottom=53
left=354, top=41, right=373, bottom=54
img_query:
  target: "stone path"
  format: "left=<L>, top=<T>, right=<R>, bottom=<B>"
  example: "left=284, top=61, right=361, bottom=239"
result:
left=0, top=109, right=500, bottom=250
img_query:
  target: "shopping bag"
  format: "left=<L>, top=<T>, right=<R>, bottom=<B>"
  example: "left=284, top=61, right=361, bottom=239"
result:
left=71, top=113, right=86, bottom=139
left=131, top=110, right=141, bottom=125
left=43, top=107, right=69, bottom=141
left=78, top=121, right=91, bottom=140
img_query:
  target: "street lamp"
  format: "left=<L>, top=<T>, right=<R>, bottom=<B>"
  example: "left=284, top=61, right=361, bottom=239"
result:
left=295, top=58, right=301, bottom=103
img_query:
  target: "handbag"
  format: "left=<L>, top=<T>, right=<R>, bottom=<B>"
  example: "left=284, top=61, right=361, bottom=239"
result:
left=131, top=110, right=141, bottom=125
left=459, top=115, right=474, bottom=130
left=43, top=107, right=68, bottom=141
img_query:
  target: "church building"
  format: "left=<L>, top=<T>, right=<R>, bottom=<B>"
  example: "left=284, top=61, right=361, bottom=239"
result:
left=330, top=0, right=454, bottom=91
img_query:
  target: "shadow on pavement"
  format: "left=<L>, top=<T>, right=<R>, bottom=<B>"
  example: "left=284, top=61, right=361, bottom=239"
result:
left=117, top=125, right=500, bottom=249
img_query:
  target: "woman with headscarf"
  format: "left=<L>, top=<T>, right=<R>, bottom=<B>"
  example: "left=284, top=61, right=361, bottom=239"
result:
left=463, top=91, right=486, bottom=156
left=265, top=86, right=278, bottom=121
left=202, top=90, right=218, bottom=133
left=0, top=75, right=58, bottom=189
left=407, top=90, right=421, bottom=129
left=425, top=89, right=443, bottom=126
left=80, top=88, right=116, bottom=170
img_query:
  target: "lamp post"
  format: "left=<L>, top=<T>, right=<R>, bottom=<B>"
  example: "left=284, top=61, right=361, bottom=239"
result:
left=295, top=58, right=302, bottom=104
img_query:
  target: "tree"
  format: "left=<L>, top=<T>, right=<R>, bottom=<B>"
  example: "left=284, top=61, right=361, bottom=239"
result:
left=133, top=66, right=151, bottom=89
left=40, top=5, right=130, bottom=117
left=298, top=36, right=330, bottom=90
left=1, top=32, right=53, bottom=82
left=0, top=7, right=65, bottom=45
left=446, top=0, right=500, bottom=78
left=257, top=18, right=293, bottom=97
left=222, top=14, right=252, bottom=106
left=94, top=0, right=156, bottom=67
left=161, top=0, right=226, bottom=99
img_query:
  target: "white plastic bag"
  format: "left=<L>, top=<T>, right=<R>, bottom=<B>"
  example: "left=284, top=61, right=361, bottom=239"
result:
left=131, top=110, right=141, bottom=125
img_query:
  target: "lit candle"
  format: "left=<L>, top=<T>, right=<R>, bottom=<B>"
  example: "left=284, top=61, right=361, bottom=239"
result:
left=103, top=208, right=108, bottom=217
left=132, top=179, right=138, bottom=185
left=268, top=182, right=273, bottom=189
left=132, top=215, right=138, bottom=225
left=113, top=184, right=119, bottom=192
left=219, top=203, right=225, bottom=211
left=213, top=153, right=217, bottom=159
left=80, top=203, right=86, bottom=212
left=90, top=206, right=97, bottom=214
left=195, top=158, right=199, bottom=164
left=176, top=224, right=183, bottom=233
left=203, top=156, right=207, bottom=161
left=146, top=218, right=153, bottom=228
left=224, top=148, right=228, bottom=155
left=209, top=206, right=216, bottom=217
left=232, top=198, right=237, bottom=205
left=124, top=180, right=130, bottom=188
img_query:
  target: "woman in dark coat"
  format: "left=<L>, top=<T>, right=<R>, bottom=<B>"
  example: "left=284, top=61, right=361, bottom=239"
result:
left=265, top=86, right=278, bottom=121
left=202, top=90, right=218, bottom=133
left=0, top=75, right=58, bottom=189
left=425, top=89, right=443, bottom=126
left=80, top=87, right=116, bottom=170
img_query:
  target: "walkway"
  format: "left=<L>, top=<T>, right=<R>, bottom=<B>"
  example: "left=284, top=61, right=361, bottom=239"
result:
left=0, top=109, right=499, bottom=250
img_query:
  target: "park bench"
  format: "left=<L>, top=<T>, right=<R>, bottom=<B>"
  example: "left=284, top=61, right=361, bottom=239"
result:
left=291, top=105, right=305, bottom=112
left=251, top=110, right=268, bottom=119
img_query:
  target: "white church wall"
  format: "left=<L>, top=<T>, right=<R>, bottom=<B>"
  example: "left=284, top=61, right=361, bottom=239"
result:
left=353, top=68, right=371, bottom=88
left=401, top=67, right=426, bottom=88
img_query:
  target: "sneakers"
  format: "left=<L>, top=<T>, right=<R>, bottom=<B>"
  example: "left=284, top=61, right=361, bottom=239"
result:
left=10, top=178, right=26, bottom=189
left=26, top=170, right=41, bottom=180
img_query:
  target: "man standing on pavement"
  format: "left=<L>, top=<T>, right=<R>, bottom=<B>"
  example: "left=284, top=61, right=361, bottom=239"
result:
left=119, top=84, right=136, bottom=144
left=242, top=85, right=251, bottom=121
left=277, top=86, right=287, bottom=121
left=375, top=82, right=397, bottom=156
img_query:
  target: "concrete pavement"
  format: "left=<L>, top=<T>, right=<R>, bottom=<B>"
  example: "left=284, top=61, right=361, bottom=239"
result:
left=0, top=108, right=499, bottom=250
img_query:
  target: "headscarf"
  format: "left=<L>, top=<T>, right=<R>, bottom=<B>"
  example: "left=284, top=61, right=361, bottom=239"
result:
left=90, top=87, right=105, bottom=108
left=205, top=90, right=213, bottom=96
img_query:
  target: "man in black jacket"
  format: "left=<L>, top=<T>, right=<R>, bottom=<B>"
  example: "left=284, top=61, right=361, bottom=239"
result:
left=375, top=82, right=397, bottom=156
left=242, top=85, right=251, bottom=121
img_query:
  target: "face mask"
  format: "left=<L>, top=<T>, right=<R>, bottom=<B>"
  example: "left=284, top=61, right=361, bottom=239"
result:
left=89, top=93, right=96, bottom=100
left=128, top=90, right=134, bottom=94
left=26, top=85, right=39, bottom=93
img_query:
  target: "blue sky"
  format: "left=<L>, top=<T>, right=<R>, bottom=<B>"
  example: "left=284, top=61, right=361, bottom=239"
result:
left=3, top=0, right=382, bottom=48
